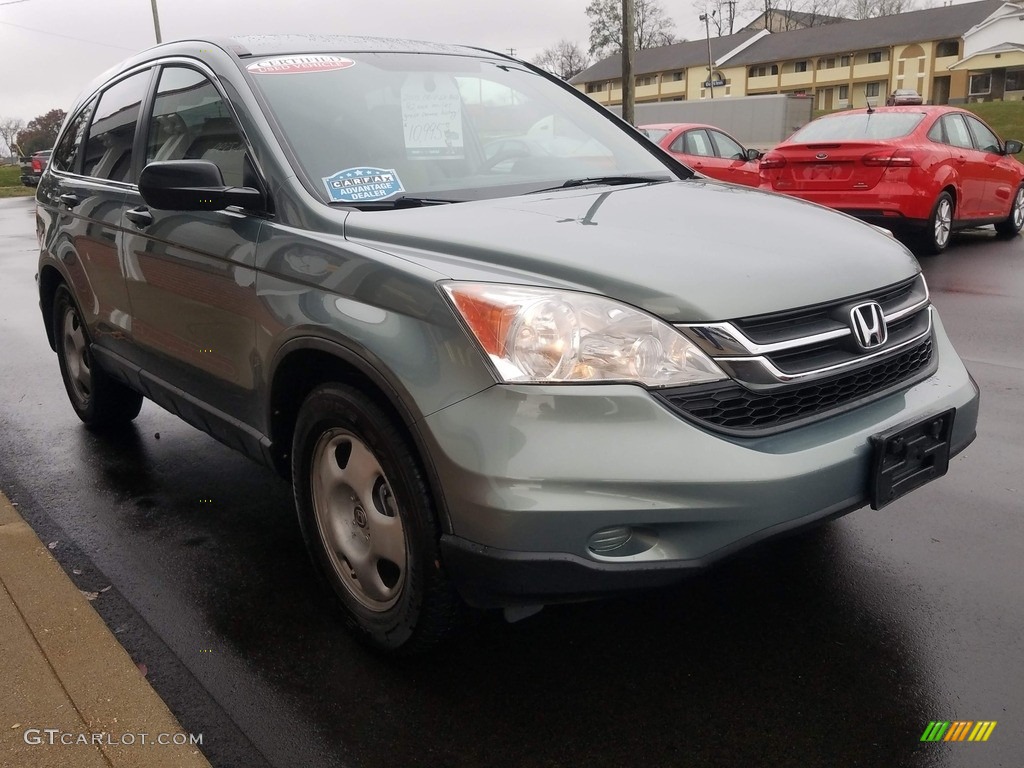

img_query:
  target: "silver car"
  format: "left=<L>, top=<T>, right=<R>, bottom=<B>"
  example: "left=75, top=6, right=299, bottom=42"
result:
left=36, top=36, right=979, bottom=652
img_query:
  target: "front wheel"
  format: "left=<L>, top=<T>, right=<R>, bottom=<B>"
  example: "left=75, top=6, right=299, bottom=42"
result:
left=994, top=184, right=1024, bottom=238
left=917, top=191, right=954, bottom=255
left=291, top=384, right=462, bottom=653
left=53, top=285, right=143, bottom=428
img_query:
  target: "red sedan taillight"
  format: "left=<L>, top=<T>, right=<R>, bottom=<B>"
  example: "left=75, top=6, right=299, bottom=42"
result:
left=862, top=149, right=917, bottom=168
left=759, top=152, right=787, bottom=170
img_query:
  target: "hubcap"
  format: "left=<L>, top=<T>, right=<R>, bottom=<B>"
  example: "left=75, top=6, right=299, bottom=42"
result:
left=934, top=198, right=952, bottom=248
left=62, top=306, right=92, bottom=404
left=1013, top=188, right=1024, bottom=229
left=310, top=429, right=406, bottom=612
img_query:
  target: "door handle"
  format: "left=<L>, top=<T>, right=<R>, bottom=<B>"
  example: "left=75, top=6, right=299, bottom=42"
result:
left=125, top=207, right=154, bottom=228
left=955, top=155, right=967, bottom=165
left=58, top=193, right=81, bottom=208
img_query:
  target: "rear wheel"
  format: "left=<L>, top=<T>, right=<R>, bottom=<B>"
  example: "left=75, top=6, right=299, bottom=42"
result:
left=53, top=285, right=143, bottom=428
left=917, top=191, right=954, bottom=255
left=995, top=184, right=1024, bottom=238
left=292, top=383, right=462, bottom=653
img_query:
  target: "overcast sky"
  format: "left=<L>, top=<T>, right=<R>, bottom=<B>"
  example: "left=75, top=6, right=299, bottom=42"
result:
left=0, top=0, right=704, bottom=124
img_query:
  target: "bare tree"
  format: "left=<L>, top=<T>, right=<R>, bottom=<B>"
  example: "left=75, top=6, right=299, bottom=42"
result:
left=741, top=0, right=851, bottom=30
left=0, top=116, right=25, bottom=158
left=846, top=0, right=916, bottom=18
left=694, top=0, right=739, bottom=35
left=586, top=0, right=678, bottom=59
left=533, top=40, right=592, bottom=80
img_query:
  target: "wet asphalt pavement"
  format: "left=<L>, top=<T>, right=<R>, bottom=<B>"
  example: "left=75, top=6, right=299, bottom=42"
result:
left=1, top=195, right=1021, bottom=768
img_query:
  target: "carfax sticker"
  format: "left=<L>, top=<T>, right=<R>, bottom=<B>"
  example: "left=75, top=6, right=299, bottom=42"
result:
left=246, top=55, right=355, bottom=75
left=322, top=168, right=405, bottom=203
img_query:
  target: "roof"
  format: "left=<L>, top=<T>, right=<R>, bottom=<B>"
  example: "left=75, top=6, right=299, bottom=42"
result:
left=742, top=8, right=850, bottom=28
left=570, top=29, right=763, bottom=84
left=727, top=0, right=1003, bottom=66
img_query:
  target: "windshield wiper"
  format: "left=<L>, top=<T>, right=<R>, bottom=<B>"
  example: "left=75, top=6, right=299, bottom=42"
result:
left=527, top=175, right=672, bottom=194
left=331, top=196, right=459, bottom=209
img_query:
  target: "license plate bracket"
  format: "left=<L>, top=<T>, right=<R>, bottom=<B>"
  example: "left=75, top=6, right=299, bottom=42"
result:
left=869, top=409, right=955, bottom=509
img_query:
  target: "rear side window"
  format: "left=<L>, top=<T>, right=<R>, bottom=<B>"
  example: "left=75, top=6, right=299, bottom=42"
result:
left=940, top=114, right=974, bottom=150
left=146, top=67, right=247, bottom=187
left=50, top=98, right=96, bottom=174
left=82, top=70, right=152, bottom=182
left=790, top=112, right=925, bottom=142
left=682, top=130, right=714, bottom=157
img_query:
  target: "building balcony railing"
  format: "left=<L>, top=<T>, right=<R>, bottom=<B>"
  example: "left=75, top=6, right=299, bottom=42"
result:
left=815, top=68, right=849, bottom=84
left=934, top=55, right=960, bottom=73
left=853, top=61, right=890, bottom=78
left=660, top=79, right=686, bottom=96
left=747, top=74, right=778, bottom=90
left=635, top=83, right=661, bottom=99
left=780, top=71, right=814, bottom=87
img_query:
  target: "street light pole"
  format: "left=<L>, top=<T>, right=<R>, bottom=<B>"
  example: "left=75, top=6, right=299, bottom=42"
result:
left=150, top=0, right=162, bottom=44
left=699, top=11, right=715, bottom=99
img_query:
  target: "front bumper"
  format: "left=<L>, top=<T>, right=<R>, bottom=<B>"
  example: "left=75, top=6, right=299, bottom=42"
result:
left=422, top=312, right=979, bottom=608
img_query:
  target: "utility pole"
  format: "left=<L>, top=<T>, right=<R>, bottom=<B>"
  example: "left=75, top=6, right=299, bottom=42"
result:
left=699, top=11, right=715, bottom=99
left=622, top=0, right=635, bottom=125
left=150, top=0, right=162, bottom=44
left=727, top=0, right=736, bottom=34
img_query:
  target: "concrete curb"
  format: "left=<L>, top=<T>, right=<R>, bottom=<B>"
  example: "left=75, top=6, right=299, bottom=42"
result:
left=0, top=490, right=211, bottom=768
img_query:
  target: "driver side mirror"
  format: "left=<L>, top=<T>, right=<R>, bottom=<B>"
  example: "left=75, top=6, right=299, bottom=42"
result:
left=745, top=148, right=764, bottom=162
left=1004, top=139, right=1023, bottom=155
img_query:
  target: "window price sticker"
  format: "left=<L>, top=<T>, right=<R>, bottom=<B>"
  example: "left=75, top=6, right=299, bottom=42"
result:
left=401, top=77, right=464, bottom=158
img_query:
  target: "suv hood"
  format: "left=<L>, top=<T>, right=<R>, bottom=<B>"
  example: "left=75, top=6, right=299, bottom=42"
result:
left=343, top=180, right=919, bottom=322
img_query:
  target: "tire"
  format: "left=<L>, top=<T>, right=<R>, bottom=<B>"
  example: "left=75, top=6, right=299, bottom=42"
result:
left=53, top=285, right=143, bottom=428
left=917, top=191, right=954, bottom=255
left=994, top=184, right=1024, bottom=238
left=291, top=383, right=462, bottom=653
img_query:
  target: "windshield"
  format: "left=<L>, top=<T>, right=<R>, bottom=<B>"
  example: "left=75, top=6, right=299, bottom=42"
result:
left=246, top=51, right=674, bottom=206
left=790, top=112, right=926, bottom=142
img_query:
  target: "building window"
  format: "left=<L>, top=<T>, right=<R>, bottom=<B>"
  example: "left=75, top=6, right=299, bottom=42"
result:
left=794, top=60, right=808, bottom=73
left=672, top=70, right=684, bottom=81
left=936, top=40, right=959, bottom=57
left=840, top=55, right=851, bottom=67
left=1006, top=70, right=1024, bottom=91
left=826, top=57, right=836, bottom=69
left=586, top=82, right=603, bottom=93
left=970, top=73, right=992, bottom=95
left=636, top=75, right=655, bottom=86
left=867, top=51, right=883, bottom=63
left=866, top=82, right=880, bottom=97
left=839, top=85, right=849, bottom=99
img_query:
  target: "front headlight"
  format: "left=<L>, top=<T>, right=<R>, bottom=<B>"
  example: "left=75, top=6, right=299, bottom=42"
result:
left=442, top=282, right=727, bottom=386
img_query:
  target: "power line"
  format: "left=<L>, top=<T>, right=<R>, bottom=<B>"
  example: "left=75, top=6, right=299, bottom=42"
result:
left=0, top=0, right=33, bottom=6
left=0, top=19, right=137, bottom=51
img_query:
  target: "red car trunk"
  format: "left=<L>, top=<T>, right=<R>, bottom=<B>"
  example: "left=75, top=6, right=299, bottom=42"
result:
left=763, top=141, right=910, bottom=192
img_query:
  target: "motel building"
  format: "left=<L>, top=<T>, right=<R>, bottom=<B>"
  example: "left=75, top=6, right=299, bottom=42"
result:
left=571, top=0, right=1024, bottom=110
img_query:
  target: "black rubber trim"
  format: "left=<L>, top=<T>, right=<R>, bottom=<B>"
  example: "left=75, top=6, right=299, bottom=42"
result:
left=440, top=495, right=866, bottom=609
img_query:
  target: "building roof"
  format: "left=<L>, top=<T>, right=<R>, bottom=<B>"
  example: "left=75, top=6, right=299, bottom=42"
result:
left=726, top=0, right=1003, bottom=67
left=741, top=9, right=850, bottom=30
left=569, top=29, right=763, bottom=84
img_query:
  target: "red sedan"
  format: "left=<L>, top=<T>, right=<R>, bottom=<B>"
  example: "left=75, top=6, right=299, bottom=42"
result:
left=640, top=123, right=762, bottom=187
left=759, top=106, right=1024, bottom=253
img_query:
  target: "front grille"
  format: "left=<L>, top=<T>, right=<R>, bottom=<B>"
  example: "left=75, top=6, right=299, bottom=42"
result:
left=658, top=336, right=935, bottom=435
left=733, top=275, right=921, bottom=345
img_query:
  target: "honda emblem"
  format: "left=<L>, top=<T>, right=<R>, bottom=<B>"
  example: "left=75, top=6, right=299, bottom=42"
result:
left=850, top=302, right=888, bottom=349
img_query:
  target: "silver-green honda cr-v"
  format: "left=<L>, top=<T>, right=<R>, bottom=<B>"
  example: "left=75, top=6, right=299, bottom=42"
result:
left=35, top=36, right=979, bottom=652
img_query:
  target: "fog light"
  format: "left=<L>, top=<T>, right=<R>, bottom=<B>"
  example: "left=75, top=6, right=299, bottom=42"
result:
left=588, top=526, right=632, bottom=554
